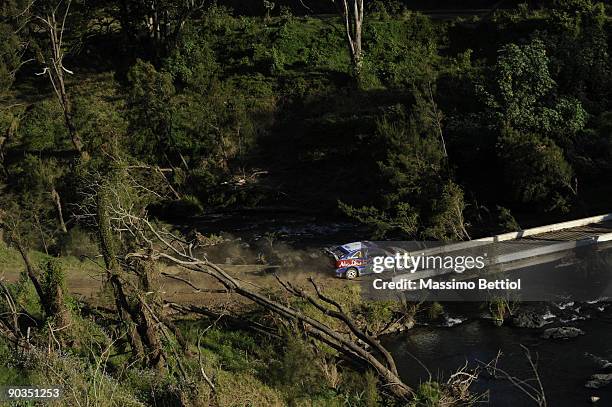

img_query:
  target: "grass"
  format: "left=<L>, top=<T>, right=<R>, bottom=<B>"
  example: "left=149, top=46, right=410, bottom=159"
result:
left=0, top=240, right=104, bottom=292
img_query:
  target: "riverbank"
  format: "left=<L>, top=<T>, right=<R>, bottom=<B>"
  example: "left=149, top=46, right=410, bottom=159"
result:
left=386, top=300, right=612, bottom=406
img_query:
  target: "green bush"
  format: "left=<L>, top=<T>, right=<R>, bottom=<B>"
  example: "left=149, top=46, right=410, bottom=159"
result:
left=60, top=227, right=99, bottom=259
left=164, top=24, right=220, bottom=90
left=409, top=381, right=443, bottom=407
left=498, top=127, right=573, bottom=212
left=18, top=100, right=69, bottom=151
left=271, top=335, right=326, bottom=400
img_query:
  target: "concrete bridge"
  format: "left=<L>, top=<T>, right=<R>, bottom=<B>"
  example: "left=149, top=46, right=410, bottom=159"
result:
left=389, top=213, right=612, bottom=283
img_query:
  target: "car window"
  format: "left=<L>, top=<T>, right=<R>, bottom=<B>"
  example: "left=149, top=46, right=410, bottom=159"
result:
left=350, top=251, right=362, bottom=259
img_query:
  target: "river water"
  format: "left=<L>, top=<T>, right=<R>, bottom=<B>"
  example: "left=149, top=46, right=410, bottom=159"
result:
left=387, top=314, right=612, bottom=406
left=190, top=213, right=612, bottom=405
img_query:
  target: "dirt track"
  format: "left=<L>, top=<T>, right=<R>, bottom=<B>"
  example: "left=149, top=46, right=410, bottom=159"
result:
left=0, top=259, right=350, bottom=309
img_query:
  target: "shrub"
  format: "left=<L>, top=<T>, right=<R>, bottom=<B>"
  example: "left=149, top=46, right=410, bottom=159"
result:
left=18, top=100, right=69, bottom=151
left=427, top=302, right=445, bottom=320
left=8, top=348, right=144, bottom=406
left=272, top=335, right=326, bottom=399
left=340, top=369, right=380, bottom=407
left=409, top=381, right=443, bottom=407
left=60, top=227, right=99, bottom=259
left=498, top=127, right=574, bottom=212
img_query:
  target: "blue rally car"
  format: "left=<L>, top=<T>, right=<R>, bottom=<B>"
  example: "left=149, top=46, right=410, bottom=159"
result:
left=325, top=241, right=390, bottom=279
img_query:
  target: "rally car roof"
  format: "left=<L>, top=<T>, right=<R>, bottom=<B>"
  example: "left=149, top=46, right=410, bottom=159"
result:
left=339, top=241, right=377, bottom=252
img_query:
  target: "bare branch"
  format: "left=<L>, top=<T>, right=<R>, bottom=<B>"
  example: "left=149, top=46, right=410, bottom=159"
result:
left=478, top=347, right=547, bottom=407
left=160, top=272, right=228, bottom=293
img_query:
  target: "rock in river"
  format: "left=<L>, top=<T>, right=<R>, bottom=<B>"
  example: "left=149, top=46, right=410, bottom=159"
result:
left=512, top=311, right=547, bottom=328
left=585, top=352, right=612, bottom=370
left=585, top=374, right=612, bottom=389
left=541, top=326, right=585, bottom=339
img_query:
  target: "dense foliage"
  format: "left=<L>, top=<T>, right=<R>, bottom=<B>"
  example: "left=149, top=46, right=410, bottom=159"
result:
left=2, top=0, right=611, bottom=243
left=1, top=0, right=612, bottom=405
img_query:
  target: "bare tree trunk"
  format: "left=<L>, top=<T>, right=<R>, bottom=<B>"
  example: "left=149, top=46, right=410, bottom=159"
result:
left=96, top=185, right=166, bottom=368
left=145, top=0, right=209, bottom=60
left=36, top=2, right=88, bottom=161
left=96, top=186, right=145, bottom=361
left=51, top=188, right=68, bottom=233
left=426, top=81, right=448, bottom=158
left=332, top=0, right=364, bottom=77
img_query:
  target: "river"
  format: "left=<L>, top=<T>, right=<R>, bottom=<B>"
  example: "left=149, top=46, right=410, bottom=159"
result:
left=387, top=314, right=612, bottom=406
left=189, top=212, right=612, bottom=405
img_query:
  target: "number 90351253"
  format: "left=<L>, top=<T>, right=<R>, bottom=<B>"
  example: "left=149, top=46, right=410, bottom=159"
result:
left=1, top=386, right=62, bottom=401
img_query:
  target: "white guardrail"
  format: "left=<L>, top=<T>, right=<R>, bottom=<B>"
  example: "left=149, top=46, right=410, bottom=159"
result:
left=391, top=213, right=612, bottom=282
left=403, top=213, right=612, bottom=257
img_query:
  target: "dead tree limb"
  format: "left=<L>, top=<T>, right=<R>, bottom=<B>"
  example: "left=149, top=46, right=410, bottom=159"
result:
left=167, top=301, right=280, bottom=339
left=197, top=331, right=216, bottom=393
left=277, top=276, right=399, bottom=376
left=118, top=215, right=414, bottom=400
left=82, top=164, right=413, bottom=400
left=0, top=280, right=23, bottom=344
left=479, top=346, right=547, bottom=407
left=51, top=188, right=68, bottom=233
left=160, top=272, right=228, bottom=293
left=35, top=1, right=88, bottom=161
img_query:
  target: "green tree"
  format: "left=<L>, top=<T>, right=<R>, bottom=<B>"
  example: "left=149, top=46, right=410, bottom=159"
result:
left=498, top=127, right=574, bottom=212
left=0, top=21, right=21, bottom=93
left=163, top=24, right=219, bottom=91
left=540, top=1, right=611, bottom=112
left=5, top=155, right=68, bottom=252
left=364, top=13, right=439, bottom=89
left=18, top=100, right=69, bottom=151
left=481, top=39, right=587, bottom=137
left=484, top=39, right=555, bottom=131
left=341, top=106, right=468, bottom=240
left=117, top=0, right=211, bottom=59
left=1, top=1, right=30, bottom=170
left=126, top=60, right=175, bottom=163
left=480, top=39, right=587, bottom=211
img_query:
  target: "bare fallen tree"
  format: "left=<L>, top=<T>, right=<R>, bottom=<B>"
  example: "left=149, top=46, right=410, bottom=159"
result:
left=131, top=236, right=413, bottom=398
left=80, top=164, right=415, bottom=400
